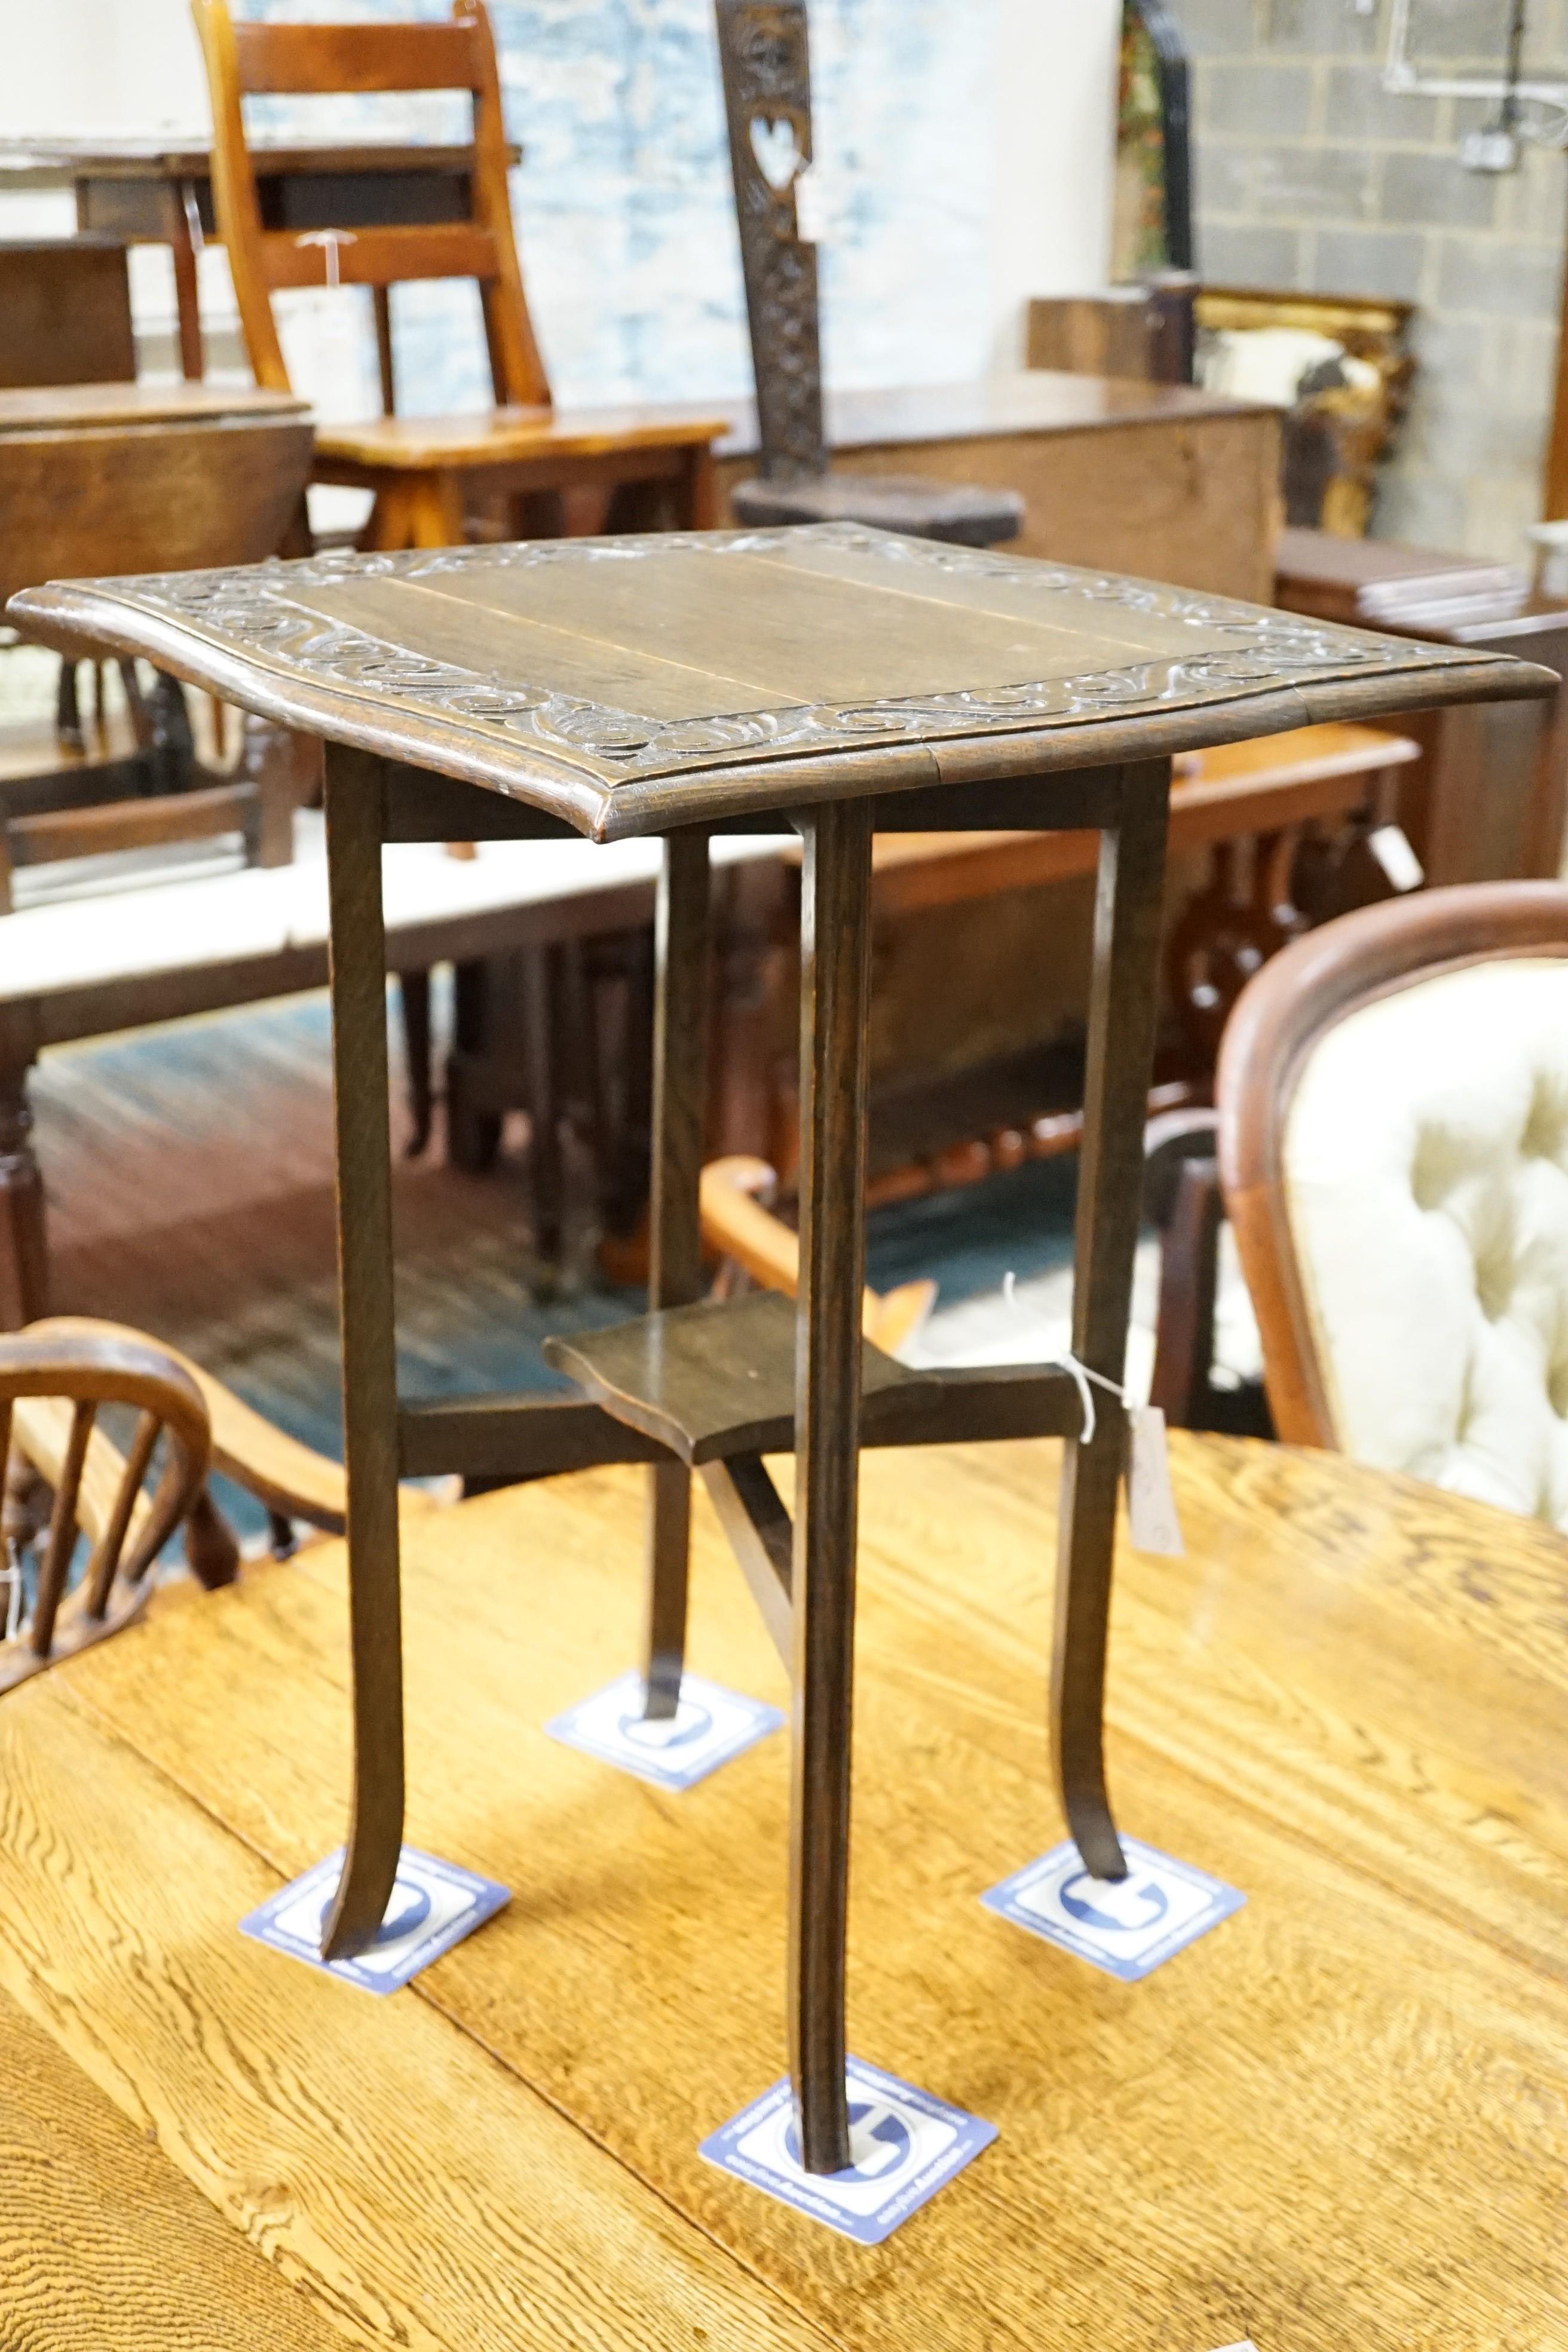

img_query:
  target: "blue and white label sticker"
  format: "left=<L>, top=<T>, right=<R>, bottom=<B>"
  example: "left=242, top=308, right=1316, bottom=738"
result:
left=983, top=1836, right=1244, bottom=1981
left=240, top=1846, right=509, bottom=1995
left=545, top=1668, right=783, bottom=1791
left=700, top=2058, right=996, bottom=2244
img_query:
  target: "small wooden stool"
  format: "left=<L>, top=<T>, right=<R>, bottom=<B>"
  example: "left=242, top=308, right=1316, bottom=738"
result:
left=12, top=526, right=1542, bottom=2175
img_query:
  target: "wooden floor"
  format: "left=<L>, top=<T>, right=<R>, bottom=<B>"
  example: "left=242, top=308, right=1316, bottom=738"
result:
left=1, top=1434, right=1565, bottom=2348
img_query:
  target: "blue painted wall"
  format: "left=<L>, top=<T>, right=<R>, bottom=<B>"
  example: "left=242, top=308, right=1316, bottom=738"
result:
left=241, top=0, right=997, bottom=413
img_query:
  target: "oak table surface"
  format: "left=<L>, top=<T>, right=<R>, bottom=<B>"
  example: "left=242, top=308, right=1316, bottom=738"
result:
left=0, top=1980, right=369, bottom=2352
left=9, top=523, right=1546, bottom=843
left=1, top=1433, right=1564, bottom=2352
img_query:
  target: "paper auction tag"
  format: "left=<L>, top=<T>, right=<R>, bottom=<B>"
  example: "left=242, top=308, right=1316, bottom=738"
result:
left=1126, top=1404, right=1184, bottom=1554
left=1368, top=821, right=1423, bottom=893
left=792, top=163, right=829, bottom=244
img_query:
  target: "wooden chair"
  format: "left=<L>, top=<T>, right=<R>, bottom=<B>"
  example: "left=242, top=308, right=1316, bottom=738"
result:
left=192, top=0, right=726, bottom=551
left=713, top=0, right=1023, bottom=547
left=702, top=1156, right=935, bottom=1356
left=1216, top=883, right=1568, bottom=1530
left=0, top=1313, right=361, bottom=1694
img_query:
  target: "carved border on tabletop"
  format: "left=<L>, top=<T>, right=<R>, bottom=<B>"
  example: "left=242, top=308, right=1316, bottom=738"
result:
left=108, top=524, right=1461, bottom=783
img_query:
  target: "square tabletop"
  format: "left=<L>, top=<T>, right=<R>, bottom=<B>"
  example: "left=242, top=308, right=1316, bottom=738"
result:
left=10, top=523, right=1548, bottom=843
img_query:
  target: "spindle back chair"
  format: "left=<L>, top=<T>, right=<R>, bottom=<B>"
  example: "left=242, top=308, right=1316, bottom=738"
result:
left=0, top=1330, right=212, bottom=1692
left=0, top=1313, right=391, bottom=1693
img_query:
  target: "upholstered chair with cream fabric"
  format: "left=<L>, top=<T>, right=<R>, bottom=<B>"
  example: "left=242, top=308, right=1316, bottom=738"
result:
left=1218, top=883, right=1568, bottom=1531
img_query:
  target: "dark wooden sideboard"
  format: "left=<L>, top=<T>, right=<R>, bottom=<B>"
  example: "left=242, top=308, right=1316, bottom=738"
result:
left=1276, top=526, right=1568, bottom=884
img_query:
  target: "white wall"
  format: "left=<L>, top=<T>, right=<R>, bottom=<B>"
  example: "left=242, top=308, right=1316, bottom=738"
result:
left=0, top=0, right=209, bottom=139
left=990, top=0, right=1120, bottom=369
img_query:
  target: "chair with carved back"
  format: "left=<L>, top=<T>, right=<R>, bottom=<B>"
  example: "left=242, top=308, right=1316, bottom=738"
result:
left=713, top=0, right=1023, bottom=547
left=1217, top=881, right=1568, bottom=1528
left=193, top=0, right=727, bottom=551
left=0, top=1314, right=398, bottom=1694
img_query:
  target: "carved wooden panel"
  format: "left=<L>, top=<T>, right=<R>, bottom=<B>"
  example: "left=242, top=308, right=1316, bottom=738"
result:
left=714, top=0, right=826, bottom=483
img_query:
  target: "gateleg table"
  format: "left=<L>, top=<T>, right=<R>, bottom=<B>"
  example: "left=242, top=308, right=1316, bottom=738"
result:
left=11, top=520, right=1545, bottom=2173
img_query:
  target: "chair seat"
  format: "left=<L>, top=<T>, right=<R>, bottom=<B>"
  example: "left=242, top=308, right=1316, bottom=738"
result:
left=730, top=468, right=1024, bottom=547
left=314, top=404, right=731, bottom=473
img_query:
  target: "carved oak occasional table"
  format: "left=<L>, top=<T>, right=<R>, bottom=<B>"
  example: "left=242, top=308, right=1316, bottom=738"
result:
left=10, top=524, right=1545, bottom=2174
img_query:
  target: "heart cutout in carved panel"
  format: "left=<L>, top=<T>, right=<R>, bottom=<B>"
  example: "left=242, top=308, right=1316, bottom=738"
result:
left=749, top=112, right=802, bottom=191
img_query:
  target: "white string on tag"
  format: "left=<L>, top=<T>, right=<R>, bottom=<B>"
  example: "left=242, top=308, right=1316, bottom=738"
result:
left=296, top=228, right=357, bottom=289
left=1001, top=1273, right=1121, bottom=1444
left=1002, top=1272, right=1184, bottom=1554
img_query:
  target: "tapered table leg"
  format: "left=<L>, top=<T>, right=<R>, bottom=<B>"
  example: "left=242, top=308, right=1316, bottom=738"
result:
left=321, top=747, right=405, bottom=1960
left=1053, top=758, right=1171, bottom=1882
left=642, top=829, right=710, bottom=1719
left=520, top=942, right=565, bottom=1276
left=790, top=799, right=873, bottom=2176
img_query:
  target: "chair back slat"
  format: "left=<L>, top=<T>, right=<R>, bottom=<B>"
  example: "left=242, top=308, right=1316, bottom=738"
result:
left=0, top=1335, right=212, bottom=1687
left=193, top=0, right=551, bottom=410
left=259, top=223, right=498, bottom=294
left=82, top=1411, right=160, bottom=1620
left=30, top=1401, right=96, bottom=1657
left=231, top=19, right=485, bottom=96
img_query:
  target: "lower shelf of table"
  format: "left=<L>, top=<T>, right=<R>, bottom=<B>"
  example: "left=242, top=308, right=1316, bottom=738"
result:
left=398, top=1291, right=1084, bottom=1479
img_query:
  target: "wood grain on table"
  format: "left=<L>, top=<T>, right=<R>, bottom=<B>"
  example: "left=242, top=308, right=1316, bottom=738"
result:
left=0, top=1980, right=368, bottom=2351
left=0, top=1435, right=1563, bottom=2350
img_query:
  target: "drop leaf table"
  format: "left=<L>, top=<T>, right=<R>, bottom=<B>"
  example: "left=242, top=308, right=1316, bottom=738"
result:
left=10, top=522, right=1545, bottom=2173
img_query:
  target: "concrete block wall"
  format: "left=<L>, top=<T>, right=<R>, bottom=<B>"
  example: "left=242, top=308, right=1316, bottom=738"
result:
left=1183, top=0, right=1568, bottom=558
